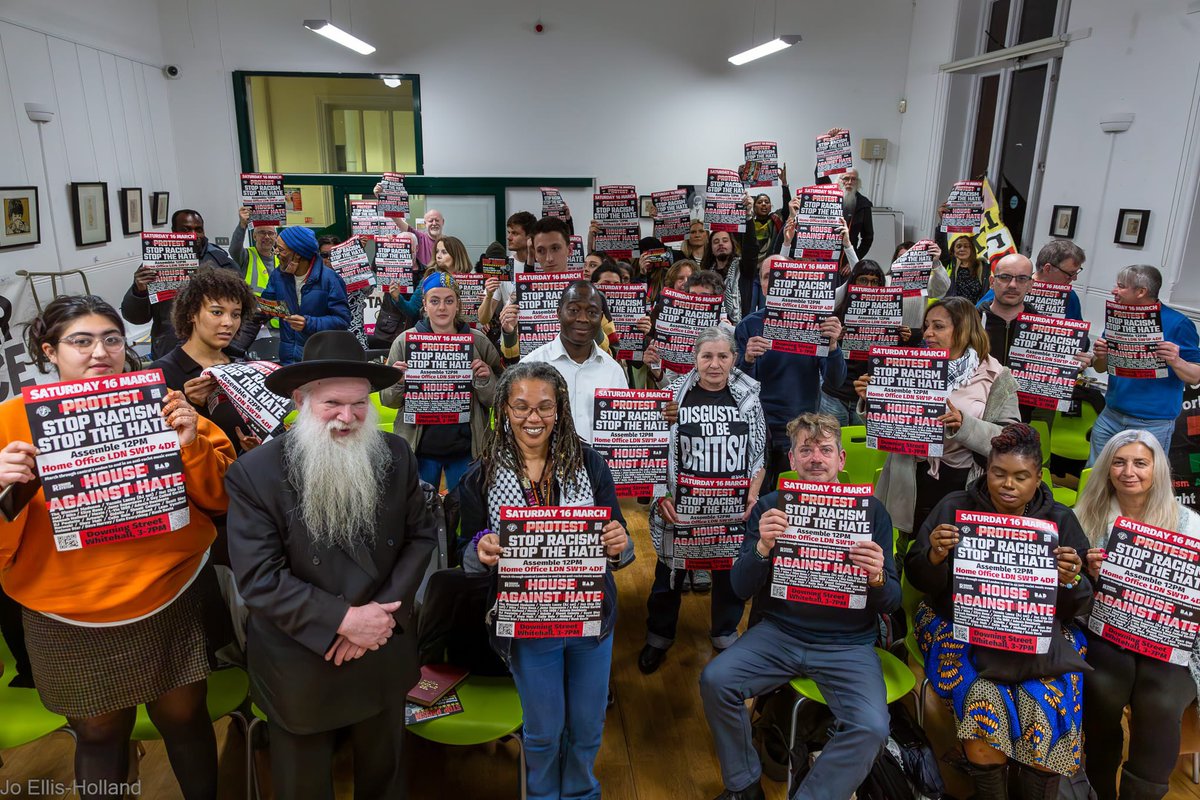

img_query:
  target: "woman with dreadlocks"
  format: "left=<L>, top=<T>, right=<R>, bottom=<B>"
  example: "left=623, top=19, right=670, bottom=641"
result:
left=458, top=361, right=632, bottom=800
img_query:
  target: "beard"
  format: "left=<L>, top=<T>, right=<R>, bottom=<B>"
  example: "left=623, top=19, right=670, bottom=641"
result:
left=842, top=188, right=858, bottom=216
left=284, top=401, right=389, bottom=551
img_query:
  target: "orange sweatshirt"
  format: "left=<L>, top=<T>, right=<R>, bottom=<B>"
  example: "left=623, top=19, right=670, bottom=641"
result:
left=0, top=395, right=236, bottom=624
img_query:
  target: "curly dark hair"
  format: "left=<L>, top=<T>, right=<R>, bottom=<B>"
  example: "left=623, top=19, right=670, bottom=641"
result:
left=170, top=267, right=256, bottom=341
left=25, top=295, right=129, bottom=374
left=989, top=422, right=1042, bottom=466
left=482, top=361, right=585, bottom=493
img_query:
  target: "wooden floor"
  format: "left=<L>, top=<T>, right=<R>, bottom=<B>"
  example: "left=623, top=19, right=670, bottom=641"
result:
left=4, top=498, right=1200, bottom=798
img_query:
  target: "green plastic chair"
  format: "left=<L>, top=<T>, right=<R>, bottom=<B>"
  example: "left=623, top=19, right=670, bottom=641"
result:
left=840, top=425, right=888, bottom=486
left=129, top=666, right=249, bottom=742
left=777, top=470, right=799, bottom=488
left=786, top=647, right=916, bottom=796
left=0, top=639, right=68, bottom=766
left=247, top=703, right=269, bottom=800
left=1050, top=404, right=1098, bottom=463
left=1076, top=468, right=1092, bottom=502
left=406, top=676, right=527, bottom=799
left=1042, top=468, right=1078, bottom=507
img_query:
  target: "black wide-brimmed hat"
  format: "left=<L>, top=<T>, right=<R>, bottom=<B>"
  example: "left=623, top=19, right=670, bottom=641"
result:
left=265, top=330, right=400, bottom=397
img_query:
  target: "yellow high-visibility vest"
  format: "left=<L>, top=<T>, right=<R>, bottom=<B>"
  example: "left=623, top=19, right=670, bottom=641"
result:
left=245, top=247, right=280, bottom=328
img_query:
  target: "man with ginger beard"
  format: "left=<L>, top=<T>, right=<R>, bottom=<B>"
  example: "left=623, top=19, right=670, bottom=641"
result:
left=226, top=330, right=436, bottom=799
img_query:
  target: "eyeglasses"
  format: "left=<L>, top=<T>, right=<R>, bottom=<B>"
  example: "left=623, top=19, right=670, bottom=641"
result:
left=57, top=334, right=127, bottom=351
left=1049, top=263, right=1083, bottom=281
left=510, top=402, right=557, bottom=420
left=993, top=274, right=1032, bottom=285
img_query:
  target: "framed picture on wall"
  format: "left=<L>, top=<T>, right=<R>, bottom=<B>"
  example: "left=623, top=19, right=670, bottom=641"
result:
left=639, top=195, right=654, bottom=218
left=0, top=186, right=41, bottom=249
left=1049, top=205, right=1078, bottom=238
left=151, top=191, right=170, bottom=226
left=70, top=182, right=111, bottom=247
left=119, top=188, right=143, bottom=235
left=1114, top=208, right=1150, bottom=247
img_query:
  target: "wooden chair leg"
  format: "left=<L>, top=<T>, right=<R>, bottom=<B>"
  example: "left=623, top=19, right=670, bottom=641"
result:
left=1192, top=751, right=1198, bottom=784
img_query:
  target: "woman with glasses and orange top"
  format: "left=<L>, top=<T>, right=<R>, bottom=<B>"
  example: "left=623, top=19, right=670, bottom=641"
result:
left=0, top=295, right=235, bottom=800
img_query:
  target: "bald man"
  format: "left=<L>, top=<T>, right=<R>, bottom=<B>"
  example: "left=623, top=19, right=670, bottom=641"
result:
left=980, top=251, right=1092, bottom=367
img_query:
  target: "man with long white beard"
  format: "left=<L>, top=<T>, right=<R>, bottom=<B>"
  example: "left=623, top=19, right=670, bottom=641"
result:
left=226, top=330, right=435, bottom=800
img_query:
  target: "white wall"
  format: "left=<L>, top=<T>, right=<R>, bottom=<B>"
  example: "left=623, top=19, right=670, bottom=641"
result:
left=0, top=0, right=179, bottom=400
left=895, top=0, right=1200, bottom=323
left=157, top=0, right=915, bottom=238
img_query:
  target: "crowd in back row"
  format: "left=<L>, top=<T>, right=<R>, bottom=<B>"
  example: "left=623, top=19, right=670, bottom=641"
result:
left=1, top=168, right=1199, bottom=800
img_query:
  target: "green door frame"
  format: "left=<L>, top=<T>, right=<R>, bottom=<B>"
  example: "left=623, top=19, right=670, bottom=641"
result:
left=231, top=70, right=591, bottom=240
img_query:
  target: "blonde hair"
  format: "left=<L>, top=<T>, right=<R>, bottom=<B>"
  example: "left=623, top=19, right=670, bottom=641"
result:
left=1074, top=430, right=1179, bottom=546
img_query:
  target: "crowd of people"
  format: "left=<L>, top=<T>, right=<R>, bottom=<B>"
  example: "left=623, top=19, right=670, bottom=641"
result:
left=1, top=166, right=1199, bottom=800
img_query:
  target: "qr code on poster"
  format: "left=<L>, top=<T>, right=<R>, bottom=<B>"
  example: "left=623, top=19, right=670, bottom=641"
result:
left=496, top=621, right=514, bottom=638
left=952, top=623, right=969, bottom=642
left=54, top=532, right=83, bottom=552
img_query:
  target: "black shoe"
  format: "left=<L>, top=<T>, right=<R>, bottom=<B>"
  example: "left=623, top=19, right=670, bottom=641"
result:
left=712, top=781, right=765, bottom=800
left=638, top=644, right=667, bottom=674
left=606, top=687, right=615, bottom=708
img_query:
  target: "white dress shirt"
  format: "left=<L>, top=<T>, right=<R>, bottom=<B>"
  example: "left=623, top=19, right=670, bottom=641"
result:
left=521, top=336, right=629, bottom=443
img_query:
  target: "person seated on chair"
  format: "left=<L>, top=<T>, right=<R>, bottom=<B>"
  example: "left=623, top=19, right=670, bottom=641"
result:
left=1076, top=430, right=1200, bottom=800
left=905, top=423, right=1091, bottom=799
left=640, top=326, right=766, bottom=674
left=226, top=331, right=437, bottom=799
left=0, top=295, right=236, bottom=799
left=153, top=268, right=261, bottom=455
left=700, top=412, right=900, bottom=800
left=379, top=269, right=501, bottom=492
left=460, top=361, right=633, bottom=800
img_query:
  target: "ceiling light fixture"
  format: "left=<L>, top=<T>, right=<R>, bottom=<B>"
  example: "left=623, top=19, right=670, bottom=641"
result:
left=381, top=75, right=402, bottom=88
left=728, top=35, right=801, bottom=66
left=303, top=19, right=375, bottom=55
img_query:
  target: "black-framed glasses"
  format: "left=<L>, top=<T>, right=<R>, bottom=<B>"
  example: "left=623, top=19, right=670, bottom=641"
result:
left=993, top=274, right=1032, bottom=285
left=1049, top=263, right=1083, bottom=281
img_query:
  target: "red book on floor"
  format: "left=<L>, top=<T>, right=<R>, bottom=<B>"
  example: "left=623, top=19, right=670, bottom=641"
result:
left=406, top=663, right=469, bottom=707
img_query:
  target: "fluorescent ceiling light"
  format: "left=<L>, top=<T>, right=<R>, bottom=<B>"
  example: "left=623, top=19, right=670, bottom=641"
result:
left=303, top=20, right=376, bottom=55
left=728, top=35, right=801, bottom=66
left=382, top=75, right=402, bottom=88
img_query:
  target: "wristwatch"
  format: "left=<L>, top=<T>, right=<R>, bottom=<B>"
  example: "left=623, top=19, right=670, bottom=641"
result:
left=868, top=570, right=886, bottom=588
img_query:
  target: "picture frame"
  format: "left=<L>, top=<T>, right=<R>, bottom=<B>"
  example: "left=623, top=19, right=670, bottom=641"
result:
left=1049, top=204, right=1078, bottom=238
left=638, top=195, right=654, bottom=218
left=1114, top=208, right=1150, bottom=247
left=150, top=191, right=170, bottom=226
left=69, top=182, right=111, bottom=247
left=119, top=188, right=143, bottom=236
left=0, top=186, right=41, bottom=249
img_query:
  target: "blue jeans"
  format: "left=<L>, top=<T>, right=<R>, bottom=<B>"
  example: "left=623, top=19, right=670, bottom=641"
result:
left=1086, top=407, right=1177, bottom=467
left=510, top=634, right=614, bottom=800
left=818, top=392, right=863, bottom=427
left=417, top=454, right=472, bottom=491
left=646, top=559, right=745, bottom=650
left=700, top=619, right=889, bottom=800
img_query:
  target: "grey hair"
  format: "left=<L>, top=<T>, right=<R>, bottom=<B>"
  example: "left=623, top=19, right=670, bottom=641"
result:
left=1116, top=265, right=1163, bottom=299
left=693, top=325, right=736, bottom=357
left=1074, top=429, right=1179, bottom=546
left=1035, top=240, right=1085, bottom=270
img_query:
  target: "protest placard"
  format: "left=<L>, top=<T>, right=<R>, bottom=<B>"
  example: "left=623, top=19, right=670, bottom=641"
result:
left=541, top=187, right=567, bottom=219
left=1106, top=301, right=1168, bottom=378
left=1089, top=516, right=1200, bottom=665
left=569, top=235, right=585, bottom=268
left=202, top=361, right=290, bottom=439
left=496, top=506, right=609, bottom=638
left=890, top=240, right=937, bottom=297
left=842, top=285, right=903, bottom=360
left=23, top=369, right=188, bottom=551
left=772, top=480, right=873, bottom=607
left=952, top=510, right=1060, bottom=654
left=763, top=260, right=838, bottom=355
left=377, top=172, right=409, bottom=217
left=815, top=129, right=853, bottom=178
left=671, top=474, right=749, bottom=570
left=374, top=235, right=417, bottom=294
left=651, top=189, right=691, bottom=243
left=349, top=200, right=394, bottom=240
left=591, top=388, right=670, bottom=497
left=455, top=272, right=485, bottom=327
left=240, top=173, right=286, bottom=226
left=653, top=288, right=723, bottom=373
left=1009, top=313, right=1090, bottom=411
left=403, top=333, right=473, bottom=425
left=256, top=297, right=291, bottom=320
left=141, top=232, right=198, bottom=304
left=704, top=168, right=746, bottom=233
left=328, top=236, right=376, bottom=293
left=593, top=224, right=639, bottom=258
left=742, top=141, right=780, bottom=187
left=480, top=256, right=512, bottom=281
left=599, top=283, right=648, bottom=360
left=593, top=192, right=637, bottom=223
left=516, top=271, right=582, bottom=357
left=941, top=181, right=985, bottom=234
left=1024, top=281, right=1070, bottom=317
left=865, top=346, right=949, bottom=457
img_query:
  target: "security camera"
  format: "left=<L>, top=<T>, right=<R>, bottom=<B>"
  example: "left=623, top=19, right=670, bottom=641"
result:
left=162, top=65, right=181, bottom=80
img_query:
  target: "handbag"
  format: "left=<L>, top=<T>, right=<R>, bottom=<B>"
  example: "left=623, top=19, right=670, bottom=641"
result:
left=971, top=621, right=1092, bottom=683
left=373, top=305, right=404, bottom=341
